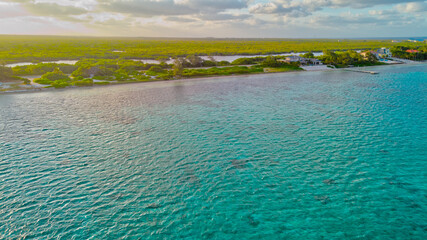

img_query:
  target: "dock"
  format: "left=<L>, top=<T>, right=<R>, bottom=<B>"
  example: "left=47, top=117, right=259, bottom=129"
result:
left=343, top=69, right=379, bottom=75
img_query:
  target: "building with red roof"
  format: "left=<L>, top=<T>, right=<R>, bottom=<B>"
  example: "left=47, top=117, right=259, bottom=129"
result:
left=406, top=50, right=419, bottom=53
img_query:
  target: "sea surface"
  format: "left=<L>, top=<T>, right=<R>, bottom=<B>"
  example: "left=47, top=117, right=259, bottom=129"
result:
left=0, top=64, right=426, bottom=239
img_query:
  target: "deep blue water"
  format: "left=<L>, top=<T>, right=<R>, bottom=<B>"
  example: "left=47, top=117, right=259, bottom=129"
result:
left=1, top=64, right=426, bottom=239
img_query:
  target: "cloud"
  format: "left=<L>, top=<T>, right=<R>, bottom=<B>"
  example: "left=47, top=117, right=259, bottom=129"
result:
left=164, top=16, right=195, bottom=23
left=97, top=0, right=248, bottom=17
left=0, top=1, right=28, bottom=18
left=23, top=2, right=88, bottom=16
left=310, top=9, right=424, bottom=29
left=197, top=13, right=251, bottom=21
left=395, top=1, right=427, bottom=13
left=0, top=0, right=426, bottom=37
left=312, top=14, right=392, bottom=27
left=97, top=0, right=193, bottom=16
left=175, top=0, right=247, bottom=10
left=249, top=0, right=427, bottom=17
left=330, top=0, right=426, bottom=9
left=249, top=2, right=310, bottom=18
left=2, top=0, right=89, bottom=20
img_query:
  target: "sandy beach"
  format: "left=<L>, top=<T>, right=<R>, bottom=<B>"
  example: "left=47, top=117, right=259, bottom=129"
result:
left=1, top=61, right=425, bottom=94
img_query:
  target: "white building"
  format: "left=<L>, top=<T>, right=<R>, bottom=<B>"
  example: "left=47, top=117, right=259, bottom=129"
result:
left=377, top=48, right=392, bottom=58
left=361, top=50, right=379, bottom=60
left=307, top=58, right=322, bottom=65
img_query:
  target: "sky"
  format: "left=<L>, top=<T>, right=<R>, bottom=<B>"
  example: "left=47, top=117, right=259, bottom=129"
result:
left=0, top=0, right=426, bottom=38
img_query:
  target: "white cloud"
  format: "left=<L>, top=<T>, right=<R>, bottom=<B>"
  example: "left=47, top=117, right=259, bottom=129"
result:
left=248, top=0, right=427, bottom=17
left=0, top=0, right=426, bottom=37
left=97, top=0, right=248, bottom=16
left=395, top=1, right=427, bottom=13
left=0, top=1, right=28, bottom=18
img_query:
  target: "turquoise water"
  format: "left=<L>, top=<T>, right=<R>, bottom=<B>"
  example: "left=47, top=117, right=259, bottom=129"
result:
left=0, top=64, right=426, bottom=239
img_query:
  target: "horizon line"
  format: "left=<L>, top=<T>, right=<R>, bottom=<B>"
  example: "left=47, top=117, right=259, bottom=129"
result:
left=0, top=34, right=426, bottom=40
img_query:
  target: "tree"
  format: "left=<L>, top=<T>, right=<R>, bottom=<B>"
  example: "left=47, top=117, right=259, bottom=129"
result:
left=322, top=50, right=338, bottom=65
left=0, top=66, right=14, bottom=81
left=301, top=51, right=314, bottom=58
left=186, top=55, right=203, bottom=67
left=35, top=68, right=71, bottom=84
left=231, top=58, right=256, bottom=65
left=173, top=57, right=185, bottom=77
left=261, top=56, right=282, bottom=67
left=365, top=52, right=377, bottom=62
left=208, top=55, right=217, bottom=63
left=203, top=55, right=217, bottom=67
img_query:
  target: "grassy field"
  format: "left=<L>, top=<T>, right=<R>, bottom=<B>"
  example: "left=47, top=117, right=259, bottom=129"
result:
left=0, top=35, right=424, bottom=63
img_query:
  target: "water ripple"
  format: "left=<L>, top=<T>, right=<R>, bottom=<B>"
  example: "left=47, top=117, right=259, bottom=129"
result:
left=0, top=64, right=426, bottom=239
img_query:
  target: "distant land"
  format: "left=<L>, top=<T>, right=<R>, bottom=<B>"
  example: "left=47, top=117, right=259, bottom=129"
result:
left=0, top=34, right=425, bottom=93
left=0, top=34, right=426, bottom=41
left=0, top=35, right=425, bottom=64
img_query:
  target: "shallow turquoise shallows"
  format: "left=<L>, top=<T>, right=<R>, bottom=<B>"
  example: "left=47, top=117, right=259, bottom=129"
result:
left=1, top=64, right=426, bottom=239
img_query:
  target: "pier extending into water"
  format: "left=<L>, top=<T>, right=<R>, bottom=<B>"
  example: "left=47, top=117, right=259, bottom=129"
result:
left=343, top=68, right=379, bottom=74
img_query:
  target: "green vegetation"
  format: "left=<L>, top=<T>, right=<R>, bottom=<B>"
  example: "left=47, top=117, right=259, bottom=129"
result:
left=319, top=50, right=384, bottom=68
left=260, top=56, right=301, bottom=69
left=231, top=57, right=265, bottom=65
left=2, top=35, right=424, bottom=92
left=36, top=68, right=71, bottom=82
left=229, top=56, right=302, bottom=68
left=182, top=66, right=263, bottom=78
left=71, top=58, right=169, bottom=79
left=264, top=68, right=300, bottom=73
left=0, top=35, right=425, bottom=63
left=300, top=52, right=315, bottom=58
left=0, top=66, right=14, bottom=82
left=391, top=46, right=427, bottom=61
left=172, top=58, right=185, bottom=77
left=34, top=68, right=72, bottom=88
left=72, top=78, right=94, bottom=87
left=12, top=63, right=77, bottom=76
left=1, top=65, right=30, bottom=84
left=179, top=57, right=302, bottom=78
left=29, top=59, right=170, bottom=88
left=33, top=68, right=96, bottom=88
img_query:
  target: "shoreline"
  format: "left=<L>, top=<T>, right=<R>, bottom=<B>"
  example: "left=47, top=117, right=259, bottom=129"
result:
left=2, top=49, right=367, bottom=66
left=0, top=70, right=304, bottom=95
left=1, top=62, right=425, bottom=95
